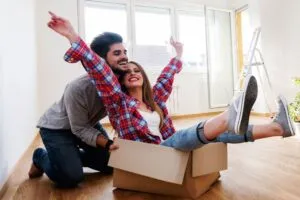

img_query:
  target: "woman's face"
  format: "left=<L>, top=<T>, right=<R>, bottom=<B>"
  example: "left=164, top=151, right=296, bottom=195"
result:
left=122, top=63, right=144, bottom=89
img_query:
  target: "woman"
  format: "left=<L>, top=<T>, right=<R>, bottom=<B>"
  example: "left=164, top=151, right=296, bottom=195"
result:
left=48, top=12, right=295, bottom=152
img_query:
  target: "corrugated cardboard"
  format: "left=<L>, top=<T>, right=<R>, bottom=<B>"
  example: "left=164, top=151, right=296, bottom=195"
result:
left=192, top=143, right=228, bottom=177
left=108, top=138, right=189, bottom=184
left=108, top=138, right=227, bottom=199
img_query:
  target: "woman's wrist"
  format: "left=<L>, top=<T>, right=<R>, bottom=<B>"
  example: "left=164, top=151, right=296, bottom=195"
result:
left=175, top=55, right=182, bottom=60
left=67, top=32, right=79, bottom=44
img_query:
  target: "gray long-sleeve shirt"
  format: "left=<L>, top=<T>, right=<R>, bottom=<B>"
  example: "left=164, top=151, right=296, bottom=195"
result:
left=37, top=75, right=107, bottom=147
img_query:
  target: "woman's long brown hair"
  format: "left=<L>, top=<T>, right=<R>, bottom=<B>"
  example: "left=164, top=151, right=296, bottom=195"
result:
left=119, top=61, right=164, bottom=128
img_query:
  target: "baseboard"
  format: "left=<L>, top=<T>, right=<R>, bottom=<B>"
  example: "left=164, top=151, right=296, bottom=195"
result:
left=0, top=132, right=40, bottom=199
left=251, top=112, right=275, bottom=118
left=170, top=112, right=223, bottom=120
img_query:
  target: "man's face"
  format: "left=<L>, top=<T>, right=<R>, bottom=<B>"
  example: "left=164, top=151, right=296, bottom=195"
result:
left=105, top=43, right=128, bottom=73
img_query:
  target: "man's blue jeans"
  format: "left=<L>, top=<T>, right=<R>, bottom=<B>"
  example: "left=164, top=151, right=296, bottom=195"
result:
left=33, top=124, right=112, bottom=187
left=161, top=121, right=254, bottom=151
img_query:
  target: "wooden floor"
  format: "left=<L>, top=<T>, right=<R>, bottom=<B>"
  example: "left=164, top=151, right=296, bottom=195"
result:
left=2, top=116, right=300, bottom=200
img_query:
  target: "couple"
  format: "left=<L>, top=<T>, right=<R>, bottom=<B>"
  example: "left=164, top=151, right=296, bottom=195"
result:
left=28, top=12, right=295, bottom=188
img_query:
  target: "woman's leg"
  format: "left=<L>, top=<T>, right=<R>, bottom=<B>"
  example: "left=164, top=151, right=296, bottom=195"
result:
left=162, top=92, right=295, bottom=151
left=251, top=95, right=295, bottom=139
left=161, top=122, right=207, bottom=151
left=216, top=127, right=254, bottom=143
left=218, top=121, right=291, bottom=143
left=272, top=95, right=295, bottom=137
left=216, top=95, right=295, bottom=143
left=161, top=75, right=258, bottom=151
left=252, top=123, right=282, bottom=139
left=216, top=123, right=280, bottom=143
left=204, top=75, right=258, bottom=139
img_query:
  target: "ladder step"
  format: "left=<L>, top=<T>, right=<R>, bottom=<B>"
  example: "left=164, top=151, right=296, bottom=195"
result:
left=245, top=62, right=264, bottom=67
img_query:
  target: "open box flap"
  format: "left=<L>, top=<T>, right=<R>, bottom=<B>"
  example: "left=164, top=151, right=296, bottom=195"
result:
left=108, top=138, right=189, bottom=184
left=192, top=143, right=227, bottom=177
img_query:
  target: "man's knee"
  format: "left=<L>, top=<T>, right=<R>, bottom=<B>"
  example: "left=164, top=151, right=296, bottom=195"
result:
left=58, top=174, right=84, bottom=188
left=56, top=167, right=84, bottom=188
left=102, top=166, right=113, bottom=174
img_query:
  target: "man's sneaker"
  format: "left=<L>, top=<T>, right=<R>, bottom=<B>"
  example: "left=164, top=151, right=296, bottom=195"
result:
left=273, top=95, right=295, bottom=137
left=228, top=75, right=258, bottom=134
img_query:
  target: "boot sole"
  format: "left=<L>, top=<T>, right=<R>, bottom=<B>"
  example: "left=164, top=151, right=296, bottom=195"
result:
left=278, top=95, right=295, bottom=137
left=235, top=75, right=258, bottom=134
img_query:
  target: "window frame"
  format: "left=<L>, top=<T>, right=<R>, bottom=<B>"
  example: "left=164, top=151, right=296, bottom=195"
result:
left=175, top=9, right=207, bottom=73
left=78, top=0, right=235, bottom=74
left=205, top=7, right=237, bottom=108
left=78, top=0, right=133, bottom=56
left=133, top=6, right=172, bottom=48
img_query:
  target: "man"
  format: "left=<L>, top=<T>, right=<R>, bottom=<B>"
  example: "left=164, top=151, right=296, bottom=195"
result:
left=28, top=31, right=127, bottom=187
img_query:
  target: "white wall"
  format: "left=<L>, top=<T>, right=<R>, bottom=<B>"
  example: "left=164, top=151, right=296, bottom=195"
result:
left=36, top=0, right=85, bottom=115
left=0, top=0, right=37, bottom=189
left=228, top=0, right=247, bottom=9
left=0, top=49, right=5, bottom=188
left=228, top=0, right=300, bottom=111
left=259, top=0, right=300, bottom=101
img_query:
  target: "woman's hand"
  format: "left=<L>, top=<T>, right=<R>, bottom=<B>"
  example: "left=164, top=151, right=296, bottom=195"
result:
left=170, top=37, right=183, bottom=60
left=47, top=11, right=79, bottom=43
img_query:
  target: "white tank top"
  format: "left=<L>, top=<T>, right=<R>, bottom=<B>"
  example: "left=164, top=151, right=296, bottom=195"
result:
left=138, top=109, right=164, bottom=141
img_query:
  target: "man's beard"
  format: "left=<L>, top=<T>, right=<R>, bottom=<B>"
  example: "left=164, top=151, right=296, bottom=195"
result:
left=111, top=59, right=128, bottom=75
left=112, top=67, right=126, bottom=75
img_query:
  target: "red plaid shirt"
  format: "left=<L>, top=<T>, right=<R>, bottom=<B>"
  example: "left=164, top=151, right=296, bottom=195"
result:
left=64, top=38, right=182, bottom=144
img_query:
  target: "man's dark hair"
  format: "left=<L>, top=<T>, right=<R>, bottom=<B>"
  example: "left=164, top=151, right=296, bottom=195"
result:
left=90, top=32, right=123, bottom=59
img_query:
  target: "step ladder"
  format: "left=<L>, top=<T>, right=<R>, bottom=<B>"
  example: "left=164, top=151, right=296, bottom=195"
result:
left=234, top=27, right=276, bottom=114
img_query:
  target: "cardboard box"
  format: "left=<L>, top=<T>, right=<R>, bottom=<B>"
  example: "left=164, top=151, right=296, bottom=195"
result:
left=108, top=138, right=227, bottom=199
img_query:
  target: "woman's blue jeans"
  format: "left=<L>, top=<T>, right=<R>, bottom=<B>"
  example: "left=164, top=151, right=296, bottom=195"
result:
left=161, top=121, right=254, bottom=151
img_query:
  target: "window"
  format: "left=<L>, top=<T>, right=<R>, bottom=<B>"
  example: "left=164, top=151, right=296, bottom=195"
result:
left=206, top=9, right=234, bottom=107
left=177, top=11, right=207, bottom=71
left=236, top=6, right=251, bottom=75
left=84, top=2, right=127, bottom=44
left=241, top=9, right=251, bottom=57
left=134, top=6, right=171, bottom=68
left=82, top=1, right=234, bottom=74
